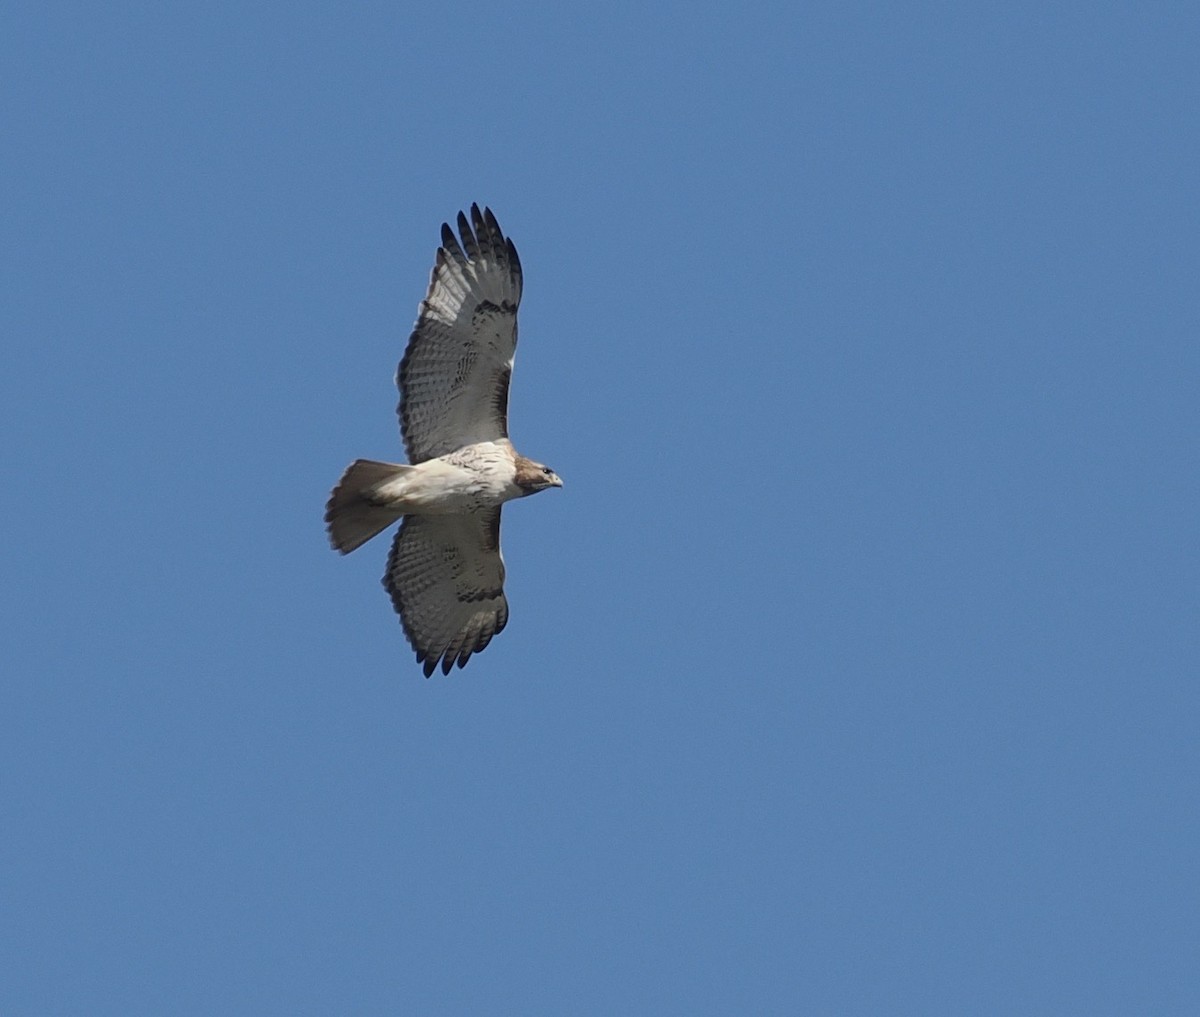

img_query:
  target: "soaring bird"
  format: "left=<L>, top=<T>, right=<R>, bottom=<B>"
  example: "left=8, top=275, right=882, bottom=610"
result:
left=325, top=206, right=561, bottom=677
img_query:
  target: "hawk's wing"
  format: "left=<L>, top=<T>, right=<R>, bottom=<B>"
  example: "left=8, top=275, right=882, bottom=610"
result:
left=383, top=509, right=510, bottom=677
left=398, top=205, right=523, bottom=464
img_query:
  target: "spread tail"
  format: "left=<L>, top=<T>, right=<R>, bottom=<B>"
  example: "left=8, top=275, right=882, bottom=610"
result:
left=325, top=459, right=412, bottom=554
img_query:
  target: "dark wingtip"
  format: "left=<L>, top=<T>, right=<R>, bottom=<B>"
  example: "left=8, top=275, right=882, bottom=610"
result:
left=439, top=222, right=466, bottom=265
left=457, top=209, right=482, bottom=260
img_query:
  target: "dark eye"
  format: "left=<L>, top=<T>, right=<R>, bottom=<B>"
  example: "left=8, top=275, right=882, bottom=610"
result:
left=542, top=466, right=554, bottom=475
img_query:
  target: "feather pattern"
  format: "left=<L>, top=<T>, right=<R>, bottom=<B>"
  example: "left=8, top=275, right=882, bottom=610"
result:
left=398, top=204, right=523, bottom=464
left=384, top=510, right=509, bottom=677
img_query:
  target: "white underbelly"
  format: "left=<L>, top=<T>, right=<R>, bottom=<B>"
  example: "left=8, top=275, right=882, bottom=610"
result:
left=371, top=446, right=516, bottom=513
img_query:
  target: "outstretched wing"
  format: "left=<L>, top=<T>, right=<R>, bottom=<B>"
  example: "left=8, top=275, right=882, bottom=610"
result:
left=398, top=205, right=523, bottom=464
left=383, top=509, right=510, bottom=677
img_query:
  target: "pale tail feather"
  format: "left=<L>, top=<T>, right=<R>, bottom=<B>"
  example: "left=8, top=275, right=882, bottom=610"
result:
left=325, top=459, right=412, bottom=554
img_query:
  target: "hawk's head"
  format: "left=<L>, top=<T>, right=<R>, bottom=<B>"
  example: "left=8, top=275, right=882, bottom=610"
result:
left=514, top=456, right=564, bottom=495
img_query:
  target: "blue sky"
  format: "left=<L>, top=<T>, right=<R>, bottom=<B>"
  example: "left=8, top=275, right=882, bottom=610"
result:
left=3, top=2, right=1198, bottom=1013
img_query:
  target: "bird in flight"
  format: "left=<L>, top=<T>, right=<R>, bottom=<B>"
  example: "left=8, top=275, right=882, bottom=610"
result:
left=325, top=205, right=562, bottom=677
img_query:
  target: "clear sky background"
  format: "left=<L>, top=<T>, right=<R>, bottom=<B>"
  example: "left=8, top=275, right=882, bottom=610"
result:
left=3, top=3, right=1198, bottom=1014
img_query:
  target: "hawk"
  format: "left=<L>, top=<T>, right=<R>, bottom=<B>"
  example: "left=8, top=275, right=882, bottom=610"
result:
left=325, top=205, right=562, bottom=677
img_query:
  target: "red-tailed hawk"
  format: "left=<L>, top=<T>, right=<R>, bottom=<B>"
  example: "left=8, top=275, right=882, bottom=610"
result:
left=325, top=206, right=562, bottom=677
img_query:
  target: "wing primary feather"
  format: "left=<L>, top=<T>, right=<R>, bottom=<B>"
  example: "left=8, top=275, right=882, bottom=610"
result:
left=471, top=204, right=489, bottom=259
left=440, top=223, right=466, bottom=265
left=482, top=207, right=503, bottom=250
left=479, top=207, right=508, bottom=279
left=506, top=239, right=522, bottom=297
left=458, top=210, right=481, bottom=261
